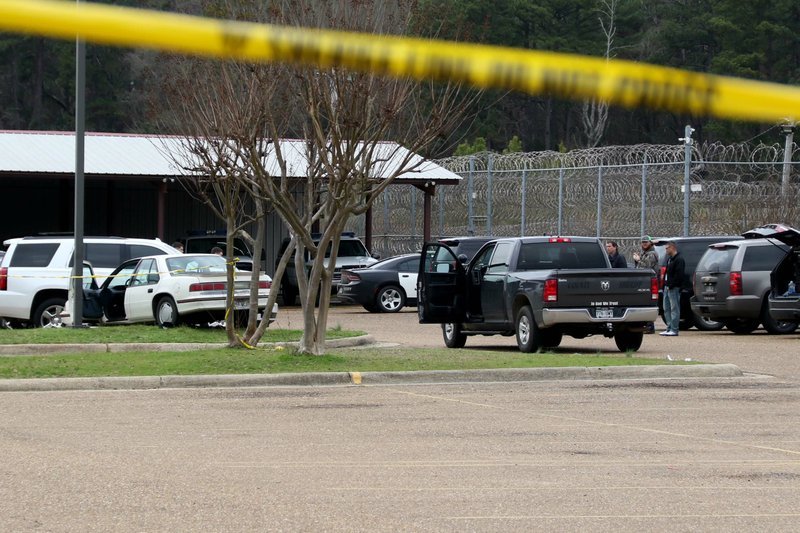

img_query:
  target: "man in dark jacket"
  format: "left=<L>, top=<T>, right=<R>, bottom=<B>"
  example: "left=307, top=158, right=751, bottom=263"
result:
left=605, top=241, right=627, bottom=268
left=661, top=240, right=688, bottom=336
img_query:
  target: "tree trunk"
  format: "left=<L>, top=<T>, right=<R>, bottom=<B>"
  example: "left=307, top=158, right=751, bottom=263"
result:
left=224, top=220, right=239, bottom=347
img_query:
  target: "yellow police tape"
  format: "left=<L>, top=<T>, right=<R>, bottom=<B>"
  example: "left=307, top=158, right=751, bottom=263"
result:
left=0, top=0, right=797, bottom=124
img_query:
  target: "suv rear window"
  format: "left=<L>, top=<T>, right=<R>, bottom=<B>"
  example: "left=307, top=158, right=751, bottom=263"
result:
left=85, top=243, right=125, bottom=269
left=696, top=246, right=737, bottom=272
left=325, top=239, right=368, bottom=258
left=128, top=244, right=169, bottom=260
left=9, top=243, right=59, bottom=267
left=742, top=244, right=789, bottom=271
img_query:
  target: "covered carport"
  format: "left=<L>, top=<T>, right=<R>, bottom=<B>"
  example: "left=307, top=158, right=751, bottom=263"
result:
left=0, top=130, right=460, bottom=270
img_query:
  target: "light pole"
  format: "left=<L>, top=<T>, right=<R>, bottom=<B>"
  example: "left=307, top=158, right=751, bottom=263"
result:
left=71, top=0, right=86, bottom=327
left=680, top=125, right=694, bottom=237
left=782, top=123, right=795, bottom=197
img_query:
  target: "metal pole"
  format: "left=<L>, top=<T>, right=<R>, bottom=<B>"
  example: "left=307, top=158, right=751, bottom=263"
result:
left=71, top=4, right=86, bottom=328
left=382, top=190, right=389, bottom=253
left=682, top=125, right=694, bottom=237
left=520, top=169, right=526, bottom=237
left=487, top=154, right=493, bottom=236
left=782, top=124, right=795, bottom=197
left=438, top=186, right=445, bottom=239
left=640, top=153, right=647, bottom=238
left=467, top=156, right=475, bottom=235
left=596, top=165, right=603, bottom=238
left=411, top=186, right=417, bottom=241
left=558, top=167, right=564, bottom=235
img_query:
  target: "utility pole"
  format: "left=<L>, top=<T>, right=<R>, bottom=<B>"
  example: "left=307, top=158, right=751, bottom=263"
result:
left=680, top=125, right=694, bottom=237
left=782, top=123, right=795, bottom=197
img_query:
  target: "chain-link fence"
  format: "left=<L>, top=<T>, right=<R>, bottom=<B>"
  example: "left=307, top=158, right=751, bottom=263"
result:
left=347, top=141, right=800, bottom=261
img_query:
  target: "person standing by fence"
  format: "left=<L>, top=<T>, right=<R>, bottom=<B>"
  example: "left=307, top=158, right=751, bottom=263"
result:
left=661, top=240, right=687, bottom=336
left=633, top=235, right=659, bottom=333
left=606, top=241, right=627, bottom=268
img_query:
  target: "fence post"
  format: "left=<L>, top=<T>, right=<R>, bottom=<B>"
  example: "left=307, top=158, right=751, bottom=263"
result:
left=411, top=186, right=417, bottom=243
left=383, top=190, right=389, bottom=251
left=520, top=168, right=526, bottom=237
left=487, top=154, right=493, bottom=236
left=468, top=156, right=475, bottom=235
left=438, top=186, right=445, bottom=239
left=596, top=165, right=603, bottom=238
left=558, top=167, right=564, bottom=235
left=640, top=153, right=647, bottom=238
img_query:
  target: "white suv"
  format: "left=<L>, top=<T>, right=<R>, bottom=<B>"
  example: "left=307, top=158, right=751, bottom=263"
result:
left=0, top=236, right=179, bottom=327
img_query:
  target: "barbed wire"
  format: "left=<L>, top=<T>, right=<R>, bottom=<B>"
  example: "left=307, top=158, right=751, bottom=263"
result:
left=346, top=142, right=800, bottom=259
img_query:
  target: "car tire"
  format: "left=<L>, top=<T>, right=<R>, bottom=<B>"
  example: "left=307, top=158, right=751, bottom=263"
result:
left=376, top=285, right=405, bottom=313
left=723, top=318, right=759, bottom=334
left=539, top=329, right=562, bottom=349
left=515, top=306, right=540, bottom=353
left=33, top=297, right=67, bottom=328
left=155, top=296, right=180, bottom=328
left=761, top=301, right=798, bottom=334
left=614, top=329, right=643, bottom=352
left=442, top=323, right=467, bottom=348
left=362, top=303, right=378, bottom=313
left=691, top=310, right=725, bottom=331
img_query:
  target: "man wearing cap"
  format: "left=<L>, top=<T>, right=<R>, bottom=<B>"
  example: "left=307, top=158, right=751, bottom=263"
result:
left=632, top=236, right=658, bottom=273
left=633, top=236, right=659, bottom=333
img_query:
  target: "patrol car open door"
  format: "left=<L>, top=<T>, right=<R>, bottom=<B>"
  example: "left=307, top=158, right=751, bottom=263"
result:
left=417, top=243, right=467, bottom=323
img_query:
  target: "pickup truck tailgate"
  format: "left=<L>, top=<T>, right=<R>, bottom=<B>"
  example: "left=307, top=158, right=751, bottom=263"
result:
left=553, top=269, right=655, bottom=309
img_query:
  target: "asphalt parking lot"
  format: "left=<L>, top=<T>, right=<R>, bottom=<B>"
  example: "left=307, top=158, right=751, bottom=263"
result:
left=3, top=304, right=800, bottom=531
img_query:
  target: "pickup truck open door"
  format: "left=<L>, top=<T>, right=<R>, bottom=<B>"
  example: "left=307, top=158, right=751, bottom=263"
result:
left=417, top=243, right=467, bottom=323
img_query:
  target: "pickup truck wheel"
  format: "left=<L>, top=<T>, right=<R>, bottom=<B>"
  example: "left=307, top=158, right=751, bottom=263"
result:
left=761, top=301, right=798, bottom=334
left=442, top=323, right=467, bottom=348
left=33, top=298, right=67, bottom=328
left=692, top=310, right=725, bottom=331
left=515, top=306, right=540, bottom=353
left=539, top=329, right=562, bottom=349
left=155, top=296, right=181, bottom=328
left=723, top=318, right=759, bottom=334
left=614, top=330, right=643, bottom=352
left=376, top=285, right=405, bottom=313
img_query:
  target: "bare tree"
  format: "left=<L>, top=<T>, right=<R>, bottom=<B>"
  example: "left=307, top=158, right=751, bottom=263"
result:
left=159, top=0, right=472, bottom=354
left=582, top=0, right=617, bottom=148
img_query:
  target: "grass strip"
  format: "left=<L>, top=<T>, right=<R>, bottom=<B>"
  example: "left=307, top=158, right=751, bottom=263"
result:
left=0, top=325, right=363, bottom=344
left=0, top=346, right=687, bottom=379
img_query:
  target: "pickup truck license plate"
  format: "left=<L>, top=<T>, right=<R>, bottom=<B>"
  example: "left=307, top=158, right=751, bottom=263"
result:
left=234, top=299, right=249, bottom=310
left=596, top=308, right=614, bottom=319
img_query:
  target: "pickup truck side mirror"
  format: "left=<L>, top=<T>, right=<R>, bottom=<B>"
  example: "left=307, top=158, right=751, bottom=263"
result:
left=371, top=252, right=381, bottom=260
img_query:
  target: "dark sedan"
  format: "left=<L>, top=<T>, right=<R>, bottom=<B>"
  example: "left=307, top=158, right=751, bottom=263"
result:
left=337, top=253, right=420, bottom=312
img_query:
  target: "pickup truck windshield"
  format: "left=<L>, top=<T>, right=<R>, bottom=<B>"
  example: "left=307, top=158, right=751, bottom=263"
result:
left=517, top=242, right=608, bottom=270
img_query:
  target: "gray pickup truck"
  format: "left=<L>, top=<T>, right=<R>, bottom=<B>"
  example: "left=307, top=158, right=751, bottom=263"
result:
left=417, top=237, right=659, bottom=353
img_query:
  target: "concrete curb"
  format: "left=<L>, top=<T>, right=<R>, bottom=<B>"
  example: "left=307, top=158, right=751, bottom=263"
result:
left=0, top=364, right=744, bottom=392
left=0, top=334, right=376, bottom=356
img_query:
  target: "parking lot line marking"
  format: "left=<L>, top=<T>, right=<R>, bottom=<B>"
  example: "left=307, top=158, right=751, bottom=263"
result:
left=446, top=513, right=800, bottom=520
left=387, top=388, right=800, bottom=458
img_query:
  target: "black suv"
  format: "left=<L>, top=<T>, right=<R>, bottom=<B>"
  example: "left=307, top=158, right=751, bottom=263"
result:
left=276, top=233, right=378, bottom=305
left=654, top=236, right=742, bottom=330
left=182, top=230, right=260, bottom=272
left=438, top=236, right=495, bottom=263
